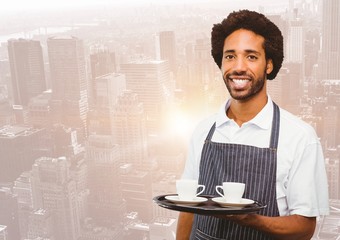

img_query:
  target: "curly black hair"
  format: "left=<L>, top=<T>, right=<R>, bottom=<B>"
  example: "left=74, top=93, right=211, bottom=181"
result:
left=211, top=9, right=284, bottom=80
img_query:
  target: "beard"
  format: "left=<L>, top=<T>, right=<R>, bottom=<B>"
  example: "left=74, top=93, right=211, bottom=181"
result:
left=224, top=70, right=266, bottom=101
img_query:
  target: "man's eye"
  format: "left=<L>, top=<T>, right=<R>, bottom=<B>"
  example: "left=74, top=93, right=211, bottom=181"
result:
left=248, top=55, right=258, bottom=60
left=224, top=55, right=234, bottom=60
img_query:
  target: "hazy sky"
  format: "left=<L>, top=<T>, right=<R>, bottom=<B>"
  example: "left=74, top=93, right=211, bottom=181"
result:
left=0, top=0, right=295, bottom=13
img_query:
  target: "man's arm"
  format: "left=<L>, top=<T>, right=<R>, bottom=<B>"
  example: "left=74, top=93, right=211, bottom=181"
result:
left=176, top=212, right=194, bottom=240
left=226, top=214, right=316, bottom=240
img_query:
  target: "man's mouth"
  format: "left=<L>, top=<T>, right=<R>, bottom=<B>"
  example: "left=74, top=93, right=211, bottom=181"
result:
left=228, top=77, right=250, bottom=89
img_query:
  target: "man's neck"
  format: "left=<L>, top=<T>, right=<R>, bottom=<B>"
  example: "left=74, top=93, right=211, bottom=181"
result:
left=227, top=95, right=268, bottom=127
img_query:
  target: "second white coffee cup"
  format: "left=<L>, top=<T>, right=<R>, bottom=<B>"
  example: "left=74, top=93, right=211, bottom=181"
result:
left=176, top=179, right=205, bottom=200
left=215, top=182, right=245, bottom=203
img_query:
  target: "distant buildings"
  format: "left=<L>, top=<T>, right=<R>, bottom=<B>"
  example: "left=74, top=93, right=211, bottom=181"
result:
left=47, top=36, right=89, bottom=138
left=85, top=135, right=126, bottom=227
left=0, top=125, right=45, bottom=183
left=31, top=157, right=82, bottom=240
left=120, top=59, right=173, bottom=135
left=159, top=31, right=177, bottom=75
left=7, top=39, right=46, bottom=106
left=321, top=0, right=340, bottom=80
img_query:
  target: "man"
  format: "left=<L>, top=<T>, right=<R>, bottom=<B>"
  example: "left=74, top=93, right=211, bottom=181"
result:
left=176, top=10, right=329, bottom=240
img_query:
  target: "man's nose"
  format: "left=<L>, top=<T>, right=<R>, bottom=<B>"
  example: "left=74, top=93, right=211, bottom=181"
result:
left=233, top=58, right=247, bottom=72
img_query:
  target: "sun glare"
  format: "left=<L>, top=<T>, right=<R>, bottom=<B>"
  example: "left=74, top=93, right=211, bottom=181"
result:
left=164, top=109, right=195, bottom=140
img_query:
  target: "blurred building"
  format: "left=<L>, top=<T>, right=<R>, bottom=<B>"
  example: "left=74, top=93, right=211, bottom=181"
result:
left=121, top=167, right=153, bottom=223
left=120, top=59, right=173, bottom=135
left=0, top=188, right=20, bottom=240
left=149, top=217, right=176, bottom=240
left=0, top=225, right=8, bottom=240
left=88, top=73, right=126, bottom=136
left=0, top=125, right=46, bottom=183
left=47, top=36, right=89, bottom=138
left=13, top=171, right=33, bottom=239
left=7, top=39, right=46, bottom=106
left=325, top=157, right=340, bottom=200
left=193, top=37, right=215, bottom=85
left=0, top=99, right=15, bottom=127
left=85, top=135, right=126, bottom=227
left=159, top=31, right=177, bottom=75
left=112, top=90, right=149, bottom=169
left=89, top=50, right=116, bottom=106
left=27, top=90, right=52, bottom=129
left=320, top=0, right=340, bottom=80
left=31, top=157, right=81, bottom=240
left=26, top=209, right=55, bottom=240
left=313, top=199, right=340, bottom=239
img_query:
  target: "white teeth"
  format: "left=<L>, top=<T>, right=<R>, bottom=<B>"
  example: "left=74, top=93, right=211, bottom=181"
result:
left=233, top=79, right=248, bottom=83
left=232, top=79, right=249, bottom=88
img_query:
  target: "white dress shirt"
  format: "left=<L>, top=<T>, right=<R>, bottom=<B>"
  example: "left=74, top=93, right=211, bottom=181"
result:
left=182, top=96, right=329, bottom=217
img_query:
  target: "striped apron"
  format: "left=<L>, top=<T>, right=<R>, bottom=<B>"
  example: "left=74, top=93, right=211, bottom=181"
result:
left=190, top=102, right=280, bottom=240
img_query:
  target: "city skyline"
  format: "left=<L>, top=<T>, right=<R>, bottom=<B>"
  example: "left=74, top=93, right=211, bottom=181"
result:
left=0, top=0, right=339, bottom=239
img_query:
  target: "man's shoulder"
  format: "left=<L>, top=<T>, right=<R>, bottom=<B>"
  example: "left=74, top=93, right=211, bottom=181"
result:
left=191, top=113, right=218, bottom=138
left=279, top=107, right=318, bottom=140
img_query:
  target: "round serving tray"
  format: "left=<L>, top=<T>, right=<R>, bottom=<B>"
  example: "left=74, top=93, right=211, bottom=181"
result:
left=153, top=194, right=266, bottom=215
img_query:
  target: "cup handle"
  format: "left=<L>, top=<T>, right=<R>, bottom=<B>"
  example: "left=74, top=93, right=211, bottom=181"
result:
left=215, top=185, right=224, bottom=197
left=196, top=185, right=205, bottom=196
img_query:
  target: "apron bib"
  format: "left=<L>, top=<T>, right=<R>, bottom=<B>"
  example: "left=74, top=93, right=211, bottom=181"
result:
left=191, top=102, right=280, bottom=240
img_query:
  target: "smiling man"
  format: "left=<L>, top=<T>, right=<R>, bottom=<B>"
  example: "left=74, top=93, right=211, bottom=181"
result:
left=176, top=10, right=329, bottom=240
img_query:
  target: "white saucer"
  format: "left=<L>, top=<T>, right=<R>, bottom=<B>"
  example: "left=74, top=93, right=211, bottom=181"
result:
left=212, top=197, right=254, bottom=207
left=165, top=195, right=208, bottom=205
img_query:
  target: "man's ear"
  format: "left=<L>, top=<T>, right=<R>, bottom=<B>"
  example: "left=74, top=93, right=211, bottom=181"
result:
left=266, top=59, right=273, bottom=75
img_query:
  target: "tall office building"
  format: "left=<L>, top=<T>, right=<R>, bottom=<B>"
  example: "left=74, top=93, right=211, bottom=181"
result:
left=7, top=39, right=46, bottom=106
left=120, top=60, right=173, bottom=135
left=321, top=0, right=340, bottom=79
left=287, top=20, right=304, bottom=64
left=112, top=90, right=149, bottom=169
left=27, top=209, right=55, bottom=240
left=0, top=225, right=8, bottom=240
left=159, top=31, right=177, bottom=74
left=87, top=73, right=126, bottom=136
left=47, top=36, right=89, bottom=137
left=194, top=37, right=216, bottom=85
left=89, top=50, right=116, bottom=106
left=93, top=73, right=126, bottom=110
left=31, top=156, right=81, bottom=240
left=13, top=171, right=33, bottom=240
left=27, top=90, right=52, bottom=128
left=0, top=125, right=45, bottom=182
left=85, top=135, right=126, bottom=226
left=121, top=169, right=153, bottom=222
left=0, top=188, right=20, bottom=240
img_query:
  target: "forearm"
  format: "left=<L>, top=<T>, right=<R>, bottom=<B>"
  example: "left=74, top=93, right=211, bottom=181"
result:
left=229, top=214, right=316, bottom=240
left=176, top=212, right=194, bottom=240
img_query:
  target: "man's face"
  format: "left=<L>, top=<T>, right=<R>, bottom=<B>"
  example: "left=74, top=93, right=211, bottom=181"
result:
left=221, top=29, right=273, bottom=102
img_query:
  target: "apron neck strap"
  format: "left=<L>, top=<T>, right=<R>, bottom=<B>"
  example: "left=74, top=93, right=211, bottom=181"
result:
left=205, top=102, right=281, bottom=150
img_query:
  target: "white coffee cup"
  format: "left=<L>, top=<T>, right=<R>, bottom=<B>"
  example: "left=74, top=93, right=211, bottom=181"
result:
left=176, top=179, right=205, bottom=200
left=215, top=182, right=245, bottom=203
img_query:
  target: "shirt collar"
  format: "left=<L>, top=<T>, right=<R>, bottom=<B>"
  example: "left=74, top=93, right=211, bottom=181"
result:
left=215, top=96, right=274, bottom=130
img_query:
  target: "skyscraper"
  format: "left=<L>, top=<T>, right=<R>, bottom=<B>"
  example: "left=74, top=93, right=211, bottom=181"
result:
left=112, top=90, right=148, bottom=169
left=120, top=59, right=173, bottom=135
left=286, top=20, right=304, bottom=64
left=47, top=36, right=89, bottom=137
left=0, top=188, right=20, bottom=240
left=0, top=125, right=45, bottom=182
left=31, top=156, right=81, bottom=240
left=7, top=39, right=46, bottom=106
left=321, top=0, right=340, bottom=79
left=87, top=73, right=126, bottom=136
left=159, top=31, right=177, bottom=75
left=89, top=50, right=116, bottom=106
left=86, top=135, right=126, bottom=227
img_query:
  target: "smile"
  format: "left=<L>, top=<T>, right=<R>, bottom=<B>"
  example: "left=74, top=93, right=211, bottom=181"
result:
left=229, top=78, right=250, bottom=88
